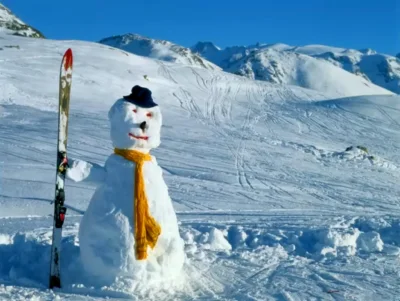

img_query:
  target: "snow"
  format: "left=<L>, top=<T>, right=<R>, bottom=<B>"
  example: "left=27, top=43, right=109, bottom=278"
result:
left=357, top=231, right=384, bottom=253
left=207, top=228, right=232, bottom=251
left=0, top=31, right=400, bottom=300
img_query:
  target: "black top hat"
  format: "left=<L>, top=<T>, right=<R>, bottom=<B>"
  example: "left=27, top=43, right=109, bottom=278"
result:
left=123, top=85, right=158, bottom=108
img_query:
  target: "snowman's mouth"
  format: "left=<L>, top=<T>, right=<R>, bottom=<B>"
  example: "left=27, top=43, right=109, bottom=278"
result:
left=129, top=133, right=149, bottom=140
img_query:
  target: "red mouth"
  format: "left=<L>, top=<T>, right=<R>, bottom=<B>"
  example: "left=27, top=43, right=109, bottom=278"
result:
left=129, top=133, right=149, bottom=140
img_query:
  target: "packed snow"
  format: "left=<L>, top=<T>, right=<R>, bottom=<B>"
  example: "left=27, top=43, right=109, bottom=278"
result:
left=0, top=31, right=400, bottom=301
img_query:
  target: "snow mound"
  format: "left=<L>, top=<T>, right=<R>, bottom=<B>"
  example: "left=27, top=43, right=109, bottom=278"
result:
left=0, top=234, right=12, bottom=244
left=181, top=219, right=396, bottom=261
left=357, top=231, right=384, bottom=253
left=208, top=228, right=232, bottom=251
left=227, top=226, right=248, bottom=249
left=299, top=227, right=361, bottom=257
left=294, top=218, right=400, bottom=259
left=181, top=226, right=232, bottom=258
left=327, top=146, right=398, bottom=170
left=353, top=217, right=400, bottom=248
left=281, top=142, right=398, bottom=171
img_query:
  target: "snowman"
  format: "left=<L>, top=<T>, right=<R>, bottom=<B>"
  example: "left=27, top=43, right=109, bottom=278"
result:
left=67, top=85, right=185, bottom=285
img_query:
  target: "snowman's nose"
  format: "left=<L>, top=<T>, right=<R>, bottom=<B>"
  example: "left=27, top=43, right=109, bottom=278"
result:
left=140, top=121, right=146, bottom=131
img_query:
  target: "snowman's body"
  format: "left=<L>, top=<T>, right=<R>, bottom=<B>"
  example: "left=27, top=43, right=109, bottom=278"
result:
left=67, top=86, right=185, bottom=284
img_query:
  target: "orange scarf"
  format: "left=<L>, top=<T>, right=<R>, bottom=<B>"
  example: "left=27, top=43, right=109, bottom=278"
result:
left=114, top=148, right=161, bottom=260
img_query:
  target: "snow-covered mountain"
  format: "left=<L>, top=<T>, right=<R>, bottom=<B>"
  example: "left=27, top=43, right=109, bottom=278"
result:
left=99, top=33, right=220, bottom=71
left=192, top=42, right=400, bottom=94
left=0, top=3, right=44, bottom=38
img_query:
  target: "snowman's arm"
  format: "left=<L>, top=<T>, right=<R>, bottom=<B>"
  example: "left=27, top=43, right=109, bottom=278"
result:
left=66, top=158, right=106, bottom=184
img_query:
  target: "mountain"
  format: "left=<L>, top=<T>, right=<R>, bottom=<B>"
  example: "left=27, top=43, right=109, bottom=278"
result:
left=192, top=42, right=400, bottom=94
left=0, top=3, right=44, bottom=38
left=99, top=33, right=220, bottom=71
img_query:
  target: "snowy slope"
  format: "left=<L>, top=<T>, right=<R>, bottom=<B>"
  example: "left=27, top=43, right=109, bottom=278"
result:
left=193, top=41, right=400, bottom=94
left=0, top=3, right=44, bottom=38
left=99, top=33, right=220, bottom=71
left=1, top=33, right=400, bottom=301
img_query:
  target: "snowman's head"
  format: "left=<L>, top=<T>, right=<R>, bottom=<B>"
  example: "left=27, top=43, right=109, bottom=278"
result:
left=108, top=86, right=162, bottom=152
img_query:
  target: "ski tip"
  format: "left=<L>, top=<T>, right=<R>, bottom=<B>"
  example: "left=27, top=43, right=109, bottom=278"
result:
left=63, top=48, right=73, bottom=71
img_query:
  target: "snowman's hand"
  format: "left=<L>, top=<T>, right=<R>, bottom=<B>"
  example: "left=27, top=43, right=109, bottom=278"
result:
left=66, top=159, right=106, bottom=184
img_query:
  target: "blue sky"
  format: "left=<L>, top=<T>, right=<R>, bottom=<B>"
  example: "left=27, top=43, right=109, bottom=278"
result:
left=2, top=0, right=399, bottom=55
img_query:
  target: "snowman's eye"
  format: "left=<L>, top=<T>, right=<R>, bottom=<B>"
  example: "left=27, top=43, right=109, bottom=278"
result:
left=146, top=112, right=152, bottom=117
left=133, top=109, right=137, bottom=113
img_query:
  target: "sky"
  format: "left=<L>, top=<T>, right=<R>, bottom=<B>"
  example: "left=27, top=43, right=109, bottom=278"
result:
left=2, top=0, right=399, bottom=55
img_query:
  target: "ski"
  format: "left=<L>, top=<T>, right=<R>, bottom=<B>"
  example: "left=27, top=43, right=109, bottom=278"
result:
left=49, top=48, right=73, bottom=289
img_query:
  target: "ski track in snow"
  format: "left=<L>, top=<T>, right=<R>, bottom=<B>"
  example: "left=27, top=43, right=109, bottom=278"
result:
left=0, top=34, right=400, bottom=300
